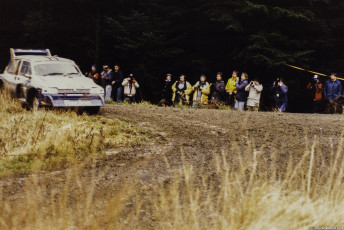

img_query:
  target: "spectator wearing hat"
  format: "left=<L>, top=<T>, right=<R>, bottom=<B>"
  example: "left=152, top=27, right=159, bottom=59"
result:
left=307, top=75, right=323, bottom=113
left=87, top=65, right=100, bottom=85
left=100, top=65, right=108, bottom=89
left=122, top=74, right=139, bottom=102
left=245, top=78, right=263, bottom=111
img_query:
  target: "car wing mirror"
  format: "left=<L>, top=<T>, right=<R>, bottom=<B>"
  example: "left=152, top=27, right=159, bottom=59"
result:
left=24, top=74, right=32, bottom=79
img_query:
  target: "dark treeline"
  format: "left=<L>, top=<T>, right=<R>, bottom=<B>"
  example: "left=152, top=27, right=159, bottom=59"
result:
left=0, top=0, right=344, bottom=112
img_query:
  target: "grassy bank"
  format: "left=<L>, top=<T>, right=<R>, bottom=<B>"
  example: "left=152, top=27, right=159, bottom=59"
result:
left=1, top=138, right=344, bottom=229
left=0, top=93, right=150, bottom=176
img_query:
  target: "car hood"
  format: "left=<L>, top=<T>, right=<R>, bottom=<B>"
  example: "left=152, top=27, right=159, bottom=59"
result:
left=36, top=75, right=98, bottom=89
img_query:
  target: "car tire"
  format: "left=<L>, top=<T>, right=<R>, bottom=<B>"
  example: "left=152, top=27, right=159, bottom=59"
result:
left=84, top=106, right=100, bottom=115
left=27, top=95, right=40, bottom=112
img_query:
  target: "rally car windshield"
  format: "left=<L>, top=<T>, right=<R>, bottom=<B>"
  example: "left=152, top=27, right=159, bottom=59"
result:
left=34, top=63, right=81, bottom=76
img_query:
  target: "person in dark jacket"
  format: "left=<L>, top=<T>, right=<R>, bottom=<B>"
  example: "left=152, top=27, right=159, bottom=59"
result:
left=323, top=73, right=342, bottom=102
left=211, top=72, right=225, bottom=103
left=271, top=78, right=288, bottom=112
left=112, top=64, right=124, bottom=102
left=160, top=74, right=173, bottom=106
left=104, top=66, right=114, bottom=101
left=234, top=72, right=249, bottom=111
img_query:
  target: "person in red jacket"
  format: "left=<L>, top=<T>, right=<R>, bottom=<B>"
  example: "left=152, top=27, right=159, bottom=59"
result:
left=307, top=75, right=323, bottom=113
left=87, top=65, right=100, bottom=85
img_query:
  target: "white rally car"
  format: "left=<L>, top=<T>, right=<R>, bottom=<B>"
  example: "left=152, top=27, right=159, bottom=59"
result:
left=0, top=49, right=104, bottom=114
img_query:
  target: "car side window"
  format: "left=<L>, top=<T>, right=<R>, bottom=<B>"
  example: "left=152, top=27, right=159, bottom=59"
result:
left=19, top=61, right=32, bottom=76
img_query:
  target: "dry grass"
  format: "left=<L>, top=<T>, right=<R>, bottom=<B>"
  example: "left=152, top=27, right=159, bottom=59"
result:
left=0, top=92, right=150, bottom=176
left=1, top=93, right=344, bottom=229
left=1, top=136, right=344, bottom=229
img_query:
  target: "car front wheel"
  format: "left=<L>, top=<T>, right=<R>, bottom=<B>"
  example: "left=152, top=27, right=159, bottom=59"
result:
left=84, top=106, right=100, bottom=115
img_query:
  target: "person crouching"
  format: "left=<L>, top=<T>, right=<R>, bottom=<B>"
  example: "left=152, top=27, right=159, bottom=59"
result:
left=192, top=74, right=211, bottom=107
left=122, top=74, right=139, bottom=103
left=245, top=78, right=263, bottom=111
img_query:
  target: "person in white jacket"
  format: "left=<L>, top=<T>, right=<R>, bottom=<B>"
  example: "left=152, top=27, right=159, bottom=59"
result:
left=122, top=74, right=140, bottom=102
left=245, top=78, right=263, bottom=111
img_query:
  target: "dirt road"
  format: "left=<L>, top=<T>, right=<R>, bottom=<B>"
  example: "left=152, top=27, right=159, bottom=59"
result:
left=97, top=105, right=344, bottom=187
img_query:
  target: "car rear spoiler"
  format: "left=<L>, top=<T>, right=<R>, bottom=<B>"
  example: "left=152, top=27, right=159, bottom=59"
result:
left=10, top=48, right=52, bottom=60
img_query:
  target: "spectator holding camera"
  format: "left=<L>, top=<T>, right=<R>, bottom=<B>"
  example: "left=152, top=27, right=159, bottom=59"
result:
left=192, top=74, right=211, bottom=107
left=235, top=72, right=249, bottom=111
left=271, top=78, right=288, bottom=112
left=307, top=75, right=323, bottom=113
left=245, top=78, right=263, bottom=111
left=122, top=74, right=139, bottom=102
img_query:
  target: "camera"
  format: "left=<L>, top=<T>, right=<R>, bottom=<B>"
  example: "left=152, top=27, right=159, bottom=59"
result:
left=129, top=74, right=134, bottom=81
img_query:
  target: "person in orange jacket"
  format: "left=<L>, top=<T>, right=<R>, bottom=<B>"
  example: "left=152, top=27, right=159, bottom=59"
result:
left=87, top=65, right=100, bottom=85
left=307, top=75, right=323, bottom=113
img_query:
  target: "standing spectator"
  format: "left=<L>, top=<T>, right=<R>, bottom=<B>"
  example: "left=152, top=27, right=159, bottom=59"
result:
left=100, top=65, right=108, bottom=89
left=245, top=78, right=263, bottom=111
left=324, top=73, right=342, bottom=102
left=112, top=64, right=124, bottom=103
left=271, top=78, right=288, bottom=112
left=235, top=72, right=249, bottom=111
left=211, top=72, right=225, bottom=103
left=192, top=74, right=211, bottom=107
left=104, top=66, right=114, bottom=101
left=87, top=65, right=100, bottom=85
left=307, top=75, right=323, bottom=113
left=122, top=74, right=139, bottom=102
left=172, top=74, right=193, bottom=105
left=225, top=70, right=239, bottom=106
left=160, top=74, right=173, bottom=107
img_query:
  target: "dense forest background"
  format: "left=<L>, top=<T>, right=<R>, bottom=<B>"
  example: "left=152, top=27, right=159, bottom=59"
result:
left=0, top=0, right=343, bottom=112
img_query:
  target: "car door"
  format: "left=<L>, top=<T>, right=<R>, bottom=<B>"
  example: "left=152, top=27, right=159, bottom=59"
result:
left=2, top=59, right=20, bottom=94
left=17, top=61, right=32, bottom=98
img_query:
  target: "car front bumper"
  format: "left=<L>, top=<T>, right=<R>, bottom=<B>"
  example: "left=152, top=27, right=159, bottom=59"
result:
left=40, top=94, right=105, bottom=107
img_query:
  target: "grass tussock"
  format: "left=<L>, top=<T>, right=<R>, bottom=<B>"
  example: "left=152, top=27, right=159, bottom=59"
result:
left=0, top=93, right=150, bottom=176
left=1, top=135, right=344, bottom=229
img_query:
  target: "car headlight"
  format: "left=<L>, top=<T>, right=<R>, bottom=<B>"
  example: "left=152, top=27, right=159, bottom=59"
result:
left=42, top=87, right=58, bottom=94
left=91, top=87, right=104, bottom=94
